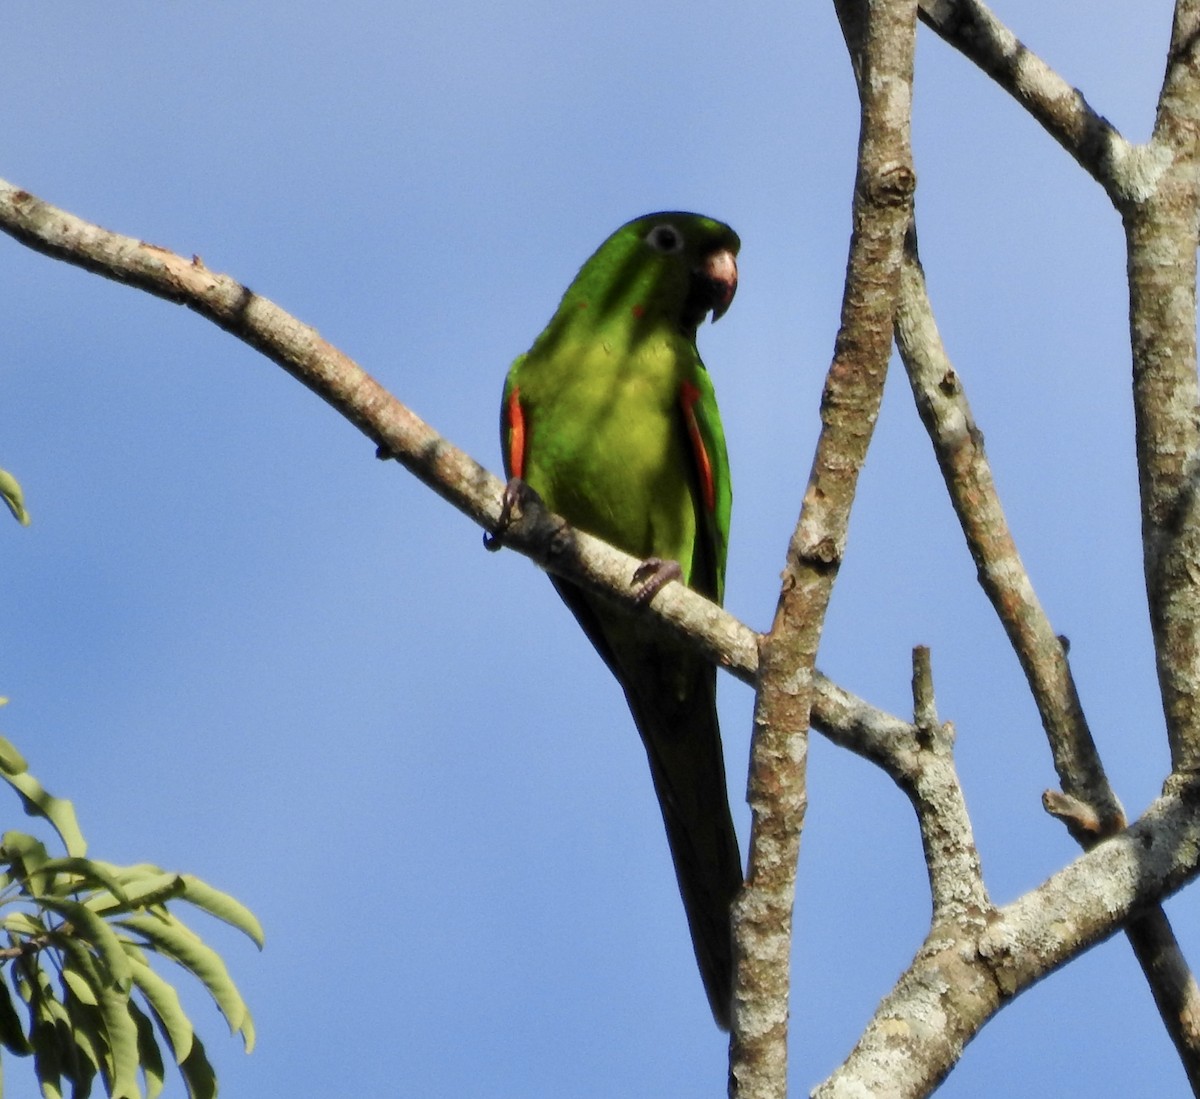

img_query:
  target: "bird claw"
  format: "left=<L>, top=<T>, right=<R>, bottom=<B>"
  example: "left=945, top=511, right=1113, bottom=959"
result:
left=632, top=557, right=683, bottom=605
left=484, top=478, right=530, bottom=551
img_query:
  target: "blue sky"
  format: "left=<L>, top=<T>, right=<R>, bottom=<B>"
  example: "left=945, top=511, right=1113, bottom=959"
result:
left=1, top=2, right=1190, bottom=1095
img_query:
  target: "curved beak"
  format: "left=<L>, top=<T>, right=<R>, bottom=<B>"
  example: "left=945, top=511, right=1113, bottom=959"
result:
left=699, top=248, right=738, bottom=322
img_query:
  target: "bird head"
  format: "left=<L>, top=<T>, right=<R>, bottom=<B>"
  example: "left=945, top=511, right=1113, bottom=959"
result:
left=554, top=212, right=740, bottom=340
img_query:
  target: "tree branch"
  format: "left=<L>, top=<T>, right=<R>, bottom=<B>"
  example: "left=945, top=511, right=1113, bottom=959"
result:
left=815, top=777, right=1200, bottom=1097
left=820, top=647, right=989, bottom=923
left=0, top=175, right=926, bottom=839
left=915, top=0, right=1200, bottom=778
left=915, top=0, right=1151, bottom=206
left=0, top=179, right=762, bottom=676
left=897, top=218, right=1200, bottom=1089
left=1133, top=1, right=1200, bottom=779
left=895, top=227, right=1123, bottom=834
left=728, top=1, right=917, bottom=1094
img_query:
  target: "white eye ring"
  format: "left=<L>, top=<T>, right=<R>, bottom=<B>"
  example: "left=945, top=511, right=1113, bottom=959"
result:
left=645, top=223, right=685, bottom=254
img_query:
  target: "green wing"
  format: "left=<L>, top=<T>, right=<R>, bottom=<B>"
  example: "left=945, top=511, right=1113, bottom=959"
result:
left=680, top=363, right=731, bottom=605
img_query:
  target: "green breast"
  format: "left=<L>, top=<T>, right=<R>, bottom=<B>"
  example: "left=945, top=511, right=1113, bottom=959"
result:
left=516, top=334, right=700, bottom=581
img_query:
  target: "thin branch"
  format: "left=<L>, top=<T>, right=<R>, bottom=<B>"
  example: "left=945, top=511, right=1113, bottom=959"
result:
left=729, top=1, right=917, bottom=1093
left=1154, top=0, right=1200, bottom=151
left=0, top=177, right=928, bottom=801
left=815, top=778, right=1200, bottom=1098
left=1125, top=908, right=1200, bottom=1097
left=897, top=221, right=1200, bottom=1089
left=907, top=2, right=1200, bottom=1077
left=918, top=0, right=1200, bottom=778
left=908, top=649, right=988, bottom=921
left=910, top=645, right=937, bottom=732
left=0, top=179, right=753, bottom=674
left=916, top=0, right=1148, bottom=206
left=1120, top=10, right=1200, bottom=1080
left=895, top=227, right=1123, bottom=835
left=820, top=647, right=989, bottom=923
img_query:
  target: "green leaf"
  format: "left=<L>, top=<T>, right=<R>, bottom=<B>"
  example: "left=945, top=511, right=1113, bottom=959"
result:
left=116, top=914, right=253, bottom=1050
left=117, top=940, right=150, bottom=968
left=0, top=774, right=86, bottom=858
left=60, top=996, right=104, bottom=1090
left=56, top=937, right=108, bottom=1088
left=26, top=965, right=72, bottom=1098
left=0, top=735, right=28, bottom=776
left=179, top=875, right=265, bottom=949
left=129, top=998, right=165, bottom=1099
left=128, top=958, right=193, bottom=1064
left=178, top=1034, right=216, bottom=1099
left=3, top=910, right=48, bottom=939
left=93, top=974, right=141, bottom=1098
left=0, top=972, right=31, bottom=1055
left=0, top=468, right=30, bottom=527
left=59, top=932, right=142, bottom=1098
left=2, top=831, right=52, bottom=892
left=28, top=1017, right=64, bottom=1099
left=41, top=899, right=134, bottom=994
left=61, top=966, right=98, bottom=1008
left=38, top=859, right=132, bottom=908
left=86, top=873, right=184, bottom=918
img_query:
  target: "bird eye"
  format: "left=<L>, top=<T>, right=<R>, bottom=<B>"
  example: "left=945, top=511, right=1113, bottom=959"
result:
left=645, top=223, right=684, bottom=254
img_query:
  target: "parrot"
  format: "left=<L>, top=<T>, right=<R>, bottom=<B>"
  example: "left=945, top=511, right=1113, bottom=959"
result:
left=495, top=212, right=742, bottom=1029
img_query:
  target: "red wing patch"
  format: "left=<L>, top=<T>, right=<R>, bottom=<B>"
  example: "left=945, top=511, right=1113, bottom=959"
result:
left=504, top=387, right=526, bottom=480
left=680, top=381, right=715, bottom=513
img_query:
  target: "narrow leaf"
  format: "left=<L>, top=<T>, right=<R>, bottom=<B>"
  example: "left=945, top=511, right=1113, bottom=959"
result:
left=178, top=876, right=265, bottom=948
left=0, top=468, right=30, bottom=526
left=57, top=937, right=109, bottom=1087
left=0, top=736, right=28, bottom=776
left=0, top=774, right=85, bottom=857
left=61, top=966, right=98, bottom=1008
left=178, top=1034, right=216, bottom=1099
left=128, top=958, right=193, bottom=1064
left=0, top=972, right=30, bottom=1054
left=2, top=832, right=51, bottom=886
left=3, top=910, right=48, bottom=938
left=116, top=915, right=252, bottom=1048
left=29, top=1017, right=64, bottom=1099
left=128, top=999, right=165, bottom=1099
left=93, top=974, right=142, bottom=1098
left=86, top=874, right=184, bottom=918
left=42, top=900, right=134, bottom=994
left=60, top=996, right=104, bottom=1089
left=38, top=859, right=132, bottom=908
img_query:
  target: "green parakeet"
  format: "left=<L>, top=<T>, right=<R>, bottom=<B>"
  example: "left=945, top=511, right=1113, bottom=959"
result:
left=498, top=212, right=742, bottom=1029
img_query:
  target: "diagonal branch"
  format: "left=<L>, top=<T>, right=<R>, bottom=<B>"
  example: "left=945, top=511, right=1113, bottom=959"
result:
left=917, top=0, right=1200, bottom=781
left=0, top=176, right=924, bottom=804
left=0, top=179, right=754, bottom=675
left=728, top=1, right=917, bottom=1094
left=895, top=227, right=1122, bottom=834
left=896, top=221, right=1200, bottom=1089
left=816, top=777, right=1200, bottom=1098
left=916, top=0, right=1163, bottom=209
left=1155, top=0, right=1200, bottom=151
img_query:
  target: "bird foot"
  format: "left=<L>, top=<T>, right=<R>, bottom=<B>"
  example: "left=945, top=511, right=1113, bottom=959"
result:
left=484, top=478, right=532, bottom=551
left=632, top=557, right=683, bottom=605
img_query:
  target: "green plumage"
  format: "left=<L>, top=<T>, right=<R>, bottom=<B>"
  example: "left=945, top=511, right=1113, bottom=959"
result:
left=500, top=213, right=742, bottom=1028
